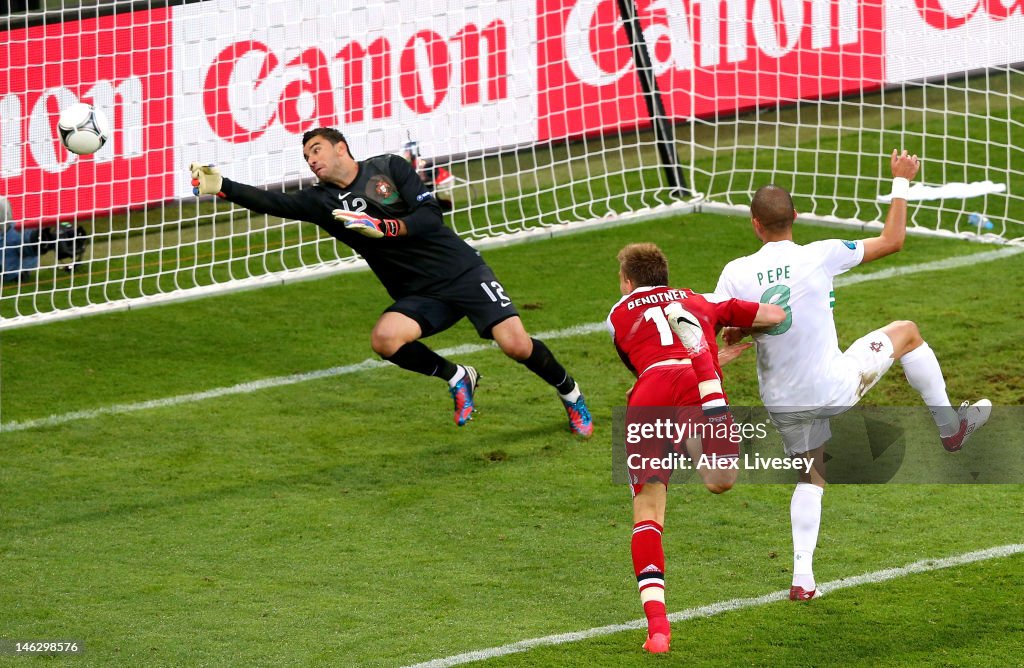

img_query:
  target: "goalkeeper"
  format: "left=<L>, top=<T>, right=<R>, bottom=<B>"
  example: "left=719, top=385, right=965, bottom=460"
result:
left=189, top=128, right=592, bottom=436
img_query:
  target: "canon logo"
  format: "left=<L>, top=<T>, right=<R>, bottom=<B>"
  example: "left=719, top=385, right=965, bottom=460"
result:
left=203, top=21, right=508, bottom=144
left=565, top=0, right=859, bottom=86
left=914, top=0, right=1023, bottom=29
left=0, top=79, right=144, bottom=177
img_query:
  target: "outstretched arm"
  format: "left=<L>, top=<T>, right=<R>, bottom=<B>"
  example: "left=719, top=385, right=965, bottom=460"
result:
left=719, top=301, right=785, bottom=345
left=190, top=163, right=313, bottom=221
left=751, top=303, right=786, bottom=328
left=861, top=149, right=921, bottom=264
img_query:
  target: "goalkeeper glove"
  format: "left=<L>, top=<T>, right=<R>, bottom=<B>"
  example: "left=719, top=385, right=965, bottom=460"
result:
left=190, top=163, right=224, bottom=197
left=332, top=209, right=401, bottom=238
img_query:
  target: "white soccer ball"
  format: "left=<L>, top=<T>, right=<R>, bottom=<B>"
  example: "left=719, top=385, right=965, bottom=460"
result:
left=57, top=103, right=110, bottom=156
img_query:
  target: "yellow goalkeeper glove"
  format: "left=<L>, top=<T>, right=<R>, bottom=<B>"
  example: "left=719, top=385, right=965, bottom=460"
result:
left=190, top=163, right=224, bottom=197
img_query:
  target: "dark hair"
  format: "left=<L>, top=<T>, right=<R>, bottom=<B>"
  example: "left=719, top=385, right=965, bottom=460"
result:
left=617, top=243, right=669, bottom=287
left=301, top=128, right=353, bottom=158
left=750, top=184, right=796, bottom=232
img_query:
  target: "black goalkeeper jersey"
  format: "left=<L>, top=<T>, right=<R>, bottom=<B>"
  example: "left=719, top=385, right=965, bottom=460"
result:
left=219, top=154, right=484, bottom=300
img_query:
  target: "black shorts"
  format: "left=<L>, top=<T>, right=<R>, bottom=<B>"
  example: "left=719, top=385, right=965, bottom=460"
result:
left=385, top=265, right=520, bottom=339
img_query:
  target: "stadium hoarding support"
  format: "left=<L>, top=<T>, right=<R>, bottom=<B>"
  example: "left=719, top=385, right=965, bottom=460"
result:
left=613, top=0, right=690, bottom=200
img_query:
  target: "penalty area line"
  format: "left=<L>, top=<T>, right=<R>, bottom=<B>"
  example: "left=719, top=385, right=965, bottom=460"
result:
left=402, top=543, right=1024, bottom=668
left=2, top=246, right=1021, bottom=433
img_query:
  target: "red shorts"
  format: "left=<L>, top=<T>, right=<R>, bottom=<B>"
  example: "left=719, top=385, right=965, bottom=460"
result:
left=626, top=366, right=739, bottom=495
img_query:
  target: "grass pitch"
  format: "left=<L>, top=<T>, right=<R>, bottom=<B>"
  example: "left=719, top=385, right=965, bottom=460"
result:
left=1, top=214, right=1023, bottom=666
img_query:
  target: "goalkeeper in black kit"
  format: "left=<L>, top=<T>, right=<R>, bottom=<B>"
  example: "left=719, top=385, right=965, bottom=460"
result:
left=189, top=127, right=592, bottom=437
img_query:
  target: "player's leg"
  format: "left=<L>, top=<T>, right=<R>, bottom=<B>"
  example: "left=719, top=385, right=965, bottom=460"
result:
left=452, top=263, right=592, bottom=436
left=696, top=461, right=736, bottom=494
left=631, top=482, right=671, bottom=653
left=680, top=413, right=738, bottom=494
left=489, top=316, right=593, bottom=437
left=372, top=300, right=479, bottom=426
left=683, top=437, right=737, bottom=493
left=882, top=321, right=956, bottom=433
left=791, top=445, right=826, bottom=600
left=861, top=322, right=990, bottom=451
left=770, top=412, right=830, bottom=600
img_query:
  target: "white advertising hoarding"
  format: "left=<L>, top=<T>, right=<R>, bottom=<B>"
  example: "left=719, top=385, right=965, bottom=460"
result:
left=171, top=0, right=537, bottom=196
left=886, top=0, right=1024, bottom=82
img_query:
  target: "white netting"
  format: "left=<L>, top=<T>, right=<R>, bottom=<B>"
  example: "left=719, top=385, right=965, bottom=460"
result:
left=0, top=0, right=683, bottom=328
left=691, top=0, right=1024, bottom=241
left=1, top=0, right=1021, bottom=328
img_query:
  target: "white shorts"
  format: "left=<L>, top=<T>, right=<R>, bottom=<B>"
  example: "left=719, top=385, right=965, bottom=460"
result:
left=770, top=329, right=896, bottom=456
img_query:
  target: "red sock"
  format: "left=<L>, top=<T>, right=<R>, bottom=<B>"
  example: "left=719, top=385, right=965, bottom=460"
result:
left=632, top=520, right=669, bottom=637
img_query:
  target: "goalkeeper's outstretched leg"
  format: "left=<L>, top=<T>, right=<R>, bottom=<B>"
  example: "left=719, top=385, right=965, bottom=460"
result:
left=491, top=317, right=593, bottom=439
left=198, top=127, right=592, bottom=435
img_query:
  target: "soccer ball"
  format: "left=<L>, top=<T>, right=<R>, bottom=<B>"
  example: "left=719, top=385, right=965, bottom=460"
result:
left=57, top=103, right=110, bottom=156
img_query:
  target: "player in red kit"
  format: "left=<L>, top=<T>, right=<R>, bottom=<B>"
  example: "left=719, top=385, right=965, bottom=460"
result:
left=606, top=243, right=785, bottom=653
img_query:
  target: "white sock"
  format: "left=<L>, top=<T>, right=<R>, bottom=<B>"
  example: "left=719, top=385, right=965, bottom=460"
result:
left=900, top=343, right=959, bottom=436
left=447, top=365, right=466, bottom=388
left=559, top=382, right=581, bottom=403
left=791, top=483, right=824, bottom=589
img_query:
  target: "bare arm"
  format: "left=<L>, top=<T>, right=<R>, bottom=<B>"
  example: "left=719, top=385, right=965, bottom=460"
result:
left=751, top=303, right=786, bottom=328
left=719, top=302, right=785, bottom=345
left=861, top=149, right=921, bottom=264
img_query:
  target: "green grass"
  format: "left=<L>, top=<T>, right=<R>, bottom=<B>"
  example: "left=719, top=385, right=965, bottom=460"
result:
left=1, top=215, right=1023, bottom=666
left=482, top=553, right=1024, bottom=667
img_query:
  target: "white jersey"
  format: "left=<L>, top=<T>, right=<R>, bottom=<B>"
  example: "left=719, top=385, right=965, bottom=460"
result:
left=714, top=239, right=865, bottom=410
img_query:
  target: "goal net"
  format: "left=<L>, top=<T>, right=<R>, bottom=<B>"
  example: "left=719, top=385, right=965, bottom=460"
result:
left=0, top=0, right=1021, bottom=328
left=693, top=0, right=1024, bottom=242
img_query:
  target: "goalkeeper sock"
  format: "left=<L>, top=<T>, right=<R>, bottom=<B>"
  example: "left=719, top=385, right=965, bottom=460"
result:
left=900, top=342, right=959, bottom=436
left=791, top=483, right=823, bottom=589
left=559, top=383, right=581, bottom=404
left=447, top=365, right=466, bottom=388
left=519, top=338, right=576, bottom=395
left=384, top=341, right=458, bottom=380
left=632, top=520, right=669, bottom=638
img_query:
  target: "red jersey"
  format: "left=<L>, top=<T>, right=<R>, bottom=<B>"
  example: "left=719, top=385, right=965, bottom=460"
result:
left=606, top=286, right=760, bottom=379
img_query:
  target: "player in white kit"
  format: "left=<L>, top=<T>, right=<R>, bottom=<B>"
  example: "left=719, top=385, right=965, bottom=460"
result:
left=714, top=150, right=991, bottom=600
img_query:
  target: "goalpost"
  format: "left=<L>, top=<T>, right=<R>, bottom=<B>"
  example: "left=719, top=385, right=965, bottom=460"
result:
left=0, top=0, right=1021, bottom=329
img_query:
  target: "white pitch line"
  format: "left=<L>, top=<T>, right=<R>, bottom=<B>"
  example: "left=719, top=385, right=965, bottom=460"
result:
left=3, top=246, right=1022, bottom=433
left=834, top=245, right=1024, bottom=287
left=402, top=543, right=1024, bottom=668
left=0, top=323, right=606, bottom=433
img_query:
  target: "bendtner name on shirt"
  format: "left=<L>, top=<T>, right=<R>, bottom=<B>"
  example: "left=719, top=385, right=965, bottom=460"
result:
left=625, top=289, right=689, bottom=309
